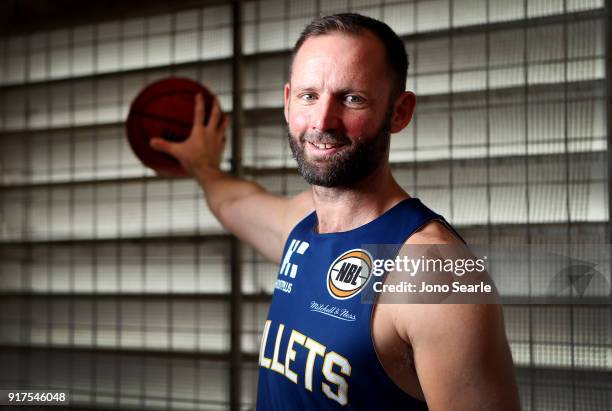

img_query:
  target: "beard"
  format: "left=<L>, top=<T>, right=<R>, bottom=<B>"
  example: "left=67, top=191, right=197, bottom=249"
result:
left=287, top=116, right=392, bottom=188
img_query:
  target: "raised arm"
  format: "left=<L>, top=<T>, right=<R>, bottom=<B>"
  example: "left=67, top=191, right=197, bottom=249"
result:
left=150, top=93, right=312, bottom=264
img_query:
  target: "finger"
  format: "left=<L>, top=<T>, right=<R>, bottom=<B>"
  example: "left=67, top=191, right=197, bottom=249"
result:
left=193, top=93, right=204, bottom=127
left=150, top=137, right=178, bottom=157
left=219, top=114, right=230, bottom=133
left=207, top=97, right=222, bottom=130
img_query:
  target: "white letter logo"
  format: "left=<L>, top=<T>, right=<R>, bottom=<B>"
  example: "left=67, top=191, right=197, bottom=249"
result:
left=280, top=239, right=310, bottom=278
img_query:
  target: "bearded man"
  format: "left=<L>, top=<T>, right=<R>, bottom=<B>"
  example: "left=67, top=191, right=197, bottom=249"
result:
left=150, top=13, right=521, bottom=411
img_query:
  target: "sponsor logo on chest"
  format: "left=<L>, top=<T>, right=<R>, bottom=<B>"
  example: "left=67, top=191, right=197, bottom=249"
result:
left=276, top=239, right=310, bottom=294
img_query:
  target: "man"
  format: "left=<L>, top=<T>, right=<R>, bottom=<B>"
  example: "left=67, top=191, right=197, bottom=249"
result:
left=150, top=13, right=521, bottom=411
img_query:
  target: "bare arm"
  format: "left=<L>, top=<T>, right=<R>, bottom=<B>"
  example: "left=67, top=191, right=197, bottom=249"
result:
left=404, top=303, right=520, bottom=411
left=150, top=93, right=312, bottom=263
left=391, top=221, right=521, bottom=410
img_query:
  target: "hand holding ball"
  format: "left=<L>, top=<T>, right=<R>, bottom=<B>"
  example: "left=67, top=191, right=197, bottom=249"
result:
left=126, top=77, right=228, bottom=176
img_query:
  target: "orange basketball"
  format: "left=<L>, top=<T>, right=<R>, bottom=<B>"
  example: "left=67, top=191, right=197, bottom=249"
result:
left=126, top=77, right=217, bottom=175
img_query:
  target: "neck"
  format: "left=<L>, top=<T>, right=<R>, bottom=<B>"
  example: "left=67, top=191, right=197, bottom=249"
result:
left=311, top=163, right=408, bottom=234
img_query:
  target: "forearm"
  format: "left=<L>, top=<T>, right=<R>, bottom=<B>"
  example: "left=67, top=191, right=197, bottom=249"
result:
left=194, top=165, right=266, bottom=219
left=193, top=165, right=291, bottom=263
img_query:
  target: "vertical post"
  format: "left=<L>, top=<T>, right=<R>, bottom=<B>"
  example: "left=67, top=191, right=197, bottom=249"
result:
left=448, top=0, right=454, bottom=222
left=522, top=2, right=535, bottom=410
left=230, top=1, right=244, bottom=411
left=605, top=5, right=612, bottom=397
left=606, top=1, right=612, bottom=243
left=232, top=3, right=244, bottom=177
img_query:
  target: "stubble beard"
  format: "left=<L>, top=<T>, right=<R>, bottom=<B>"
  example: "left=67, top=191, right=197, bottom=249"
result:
left=287, top=116, right=392, bottom=188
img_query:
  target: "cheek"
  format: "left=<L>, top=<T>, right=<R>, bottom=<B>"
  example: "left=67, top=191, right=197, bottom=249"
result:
left=287, top=107, right=380, bottom=137
left=344, top=115, right=375, bottom=138
left=288, top=110, right=310, bottom=134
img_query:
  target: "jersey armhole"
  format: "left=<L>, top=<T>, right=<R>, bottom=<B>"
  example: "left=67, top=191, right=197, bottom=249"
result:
left=407, top=217, right=467, bottom=246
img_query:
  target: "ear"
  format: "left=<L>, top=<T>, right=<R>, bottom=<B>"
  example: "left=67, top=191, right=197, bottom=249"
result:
left=389, top=91, right=416, bottom=134
left=283, top=82, right=291, bottom=124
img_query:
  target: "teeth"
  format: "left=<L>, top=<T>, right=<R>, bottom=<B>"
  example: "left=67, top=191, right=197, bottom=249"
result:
left=312, top=142, right=338, bottom=149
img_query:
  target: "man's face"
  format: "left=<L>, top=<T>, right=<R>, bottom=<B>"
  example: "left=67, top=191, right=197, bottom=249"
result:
left=284, top=32, right=395, bottom=187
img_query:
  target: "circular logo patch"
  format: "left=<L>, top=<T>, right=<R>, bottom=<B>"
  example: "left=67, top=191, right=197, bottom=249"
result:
left=326, top=249, right=373, bottom=300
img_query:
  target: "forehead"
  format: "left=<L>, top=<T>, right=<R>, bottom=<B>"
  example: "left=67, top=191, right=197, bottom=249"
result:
left=290, top=31, right=389, bottom=90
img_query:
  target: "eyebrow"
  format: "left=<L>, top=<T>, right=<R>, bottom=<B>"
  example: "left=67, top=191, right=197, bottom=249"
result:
left=292, top=86, right=371, bottom=97
left=337, top=88, right=369, bottom=96
left=291, top=85, right=316, bottom=93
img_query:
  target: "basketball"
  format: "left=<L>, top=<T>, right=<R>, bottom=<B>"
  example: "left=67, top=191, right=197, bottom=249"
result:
left=126, top=77, right=218, bottom=176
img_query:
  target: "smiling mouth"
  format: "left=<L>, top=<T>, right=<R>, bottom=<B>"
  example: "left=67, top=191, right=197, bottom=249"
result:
left=308, top=141, right=344, bottom=150
left=304, top=141, right=348, bottom=159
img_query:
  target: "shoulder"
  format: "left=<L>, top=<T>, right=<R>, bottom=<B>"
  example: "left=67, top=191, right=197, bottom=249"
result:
left=406, top=218, right=463, bottom=246
left=281, top=190, right=314, bottom=241
left=286, top=190, right=314, bottom=224
left=391, top=218, right=497, bottom=340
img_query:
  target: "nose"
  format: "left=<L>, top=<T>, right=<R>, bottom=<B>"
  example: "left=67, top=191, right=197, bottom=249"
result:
left=311, top=95, right=340, bottom=133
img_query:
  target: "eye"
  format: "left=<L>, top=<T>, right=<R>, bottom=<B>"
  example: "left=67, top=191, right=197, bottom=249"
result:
left=344, top=95, right=364, bottom=104
left=299, top=93, right=316, bottom=102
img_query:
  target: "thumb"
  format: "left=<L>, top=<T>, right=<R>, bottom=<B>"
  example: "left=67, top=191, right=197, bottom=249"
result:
left=150, top=137, right=178, bottom=157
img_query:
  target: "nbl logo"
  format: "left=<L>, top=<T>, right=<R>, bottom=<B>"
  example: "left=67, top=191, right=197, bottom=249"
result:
left=326, top=249, right=373, bottom=300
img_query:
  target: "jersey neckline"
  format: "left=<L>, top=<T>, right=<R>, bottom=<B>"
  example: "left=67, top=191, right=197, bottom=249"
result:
left=308, top=196, right=419, bottom=238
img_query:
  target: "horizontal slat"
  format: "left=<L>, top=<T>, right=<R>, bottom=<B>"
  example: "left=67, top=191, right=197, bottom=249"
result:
left=0, top=343, right=258, bottom=362
left=0, top=106, right=281, bottom=138
left=0, top=291, right=272, bottom=302
left=1, top=292, right=609, bottom=306
left=0, top=232, right=231, bottom=246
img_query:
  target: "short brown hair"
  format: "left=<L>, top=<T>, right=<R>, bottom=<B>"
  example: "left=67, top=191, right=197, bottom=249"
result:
left=292, top=13, right=409, bottom=100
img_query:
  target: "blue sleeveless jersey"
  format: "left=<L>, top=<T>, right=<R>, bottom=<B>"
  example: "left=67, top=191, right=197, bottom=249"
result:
left=257, top=197, right=454, bottom=410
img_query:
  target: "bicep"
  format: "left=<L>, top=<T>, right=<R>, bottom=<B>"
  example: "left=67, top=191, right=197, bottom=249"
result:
left=218, top=190, right=312, bottom=264
left=409, top=304, right=521, bottom=411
